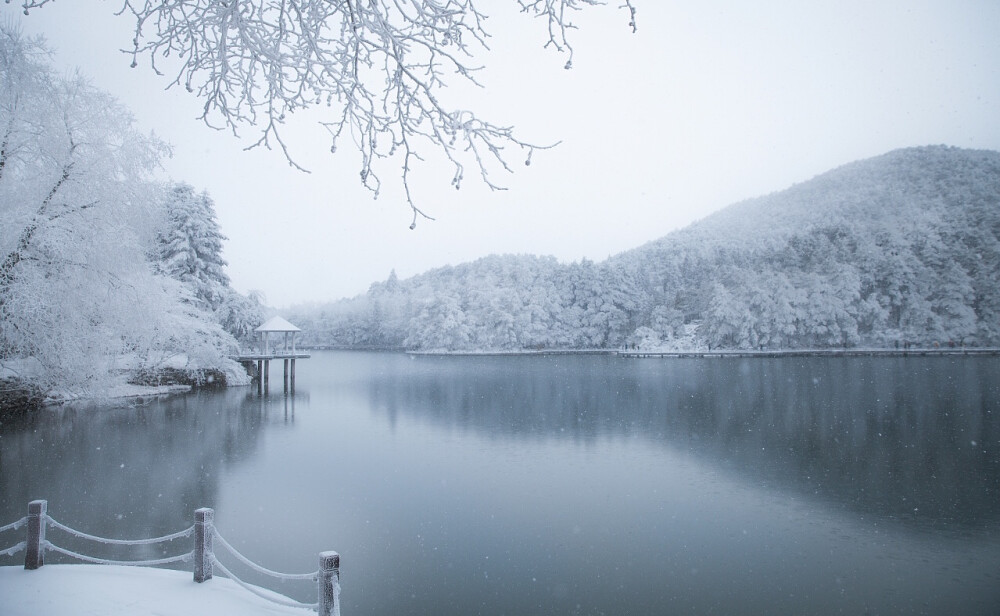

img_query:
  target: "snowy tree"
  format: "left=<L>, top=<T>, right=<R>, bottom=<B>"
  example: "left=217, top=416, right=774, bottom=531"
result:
left=628, top=325, right=660, bottom=349
left=701, top=282, right=751, bottom=348
left=405, top=292, right=472, bottom=351
left=517, top=264, right=565, bottom=348
left=648, top=305, right=685, bottom=341
left=216, top=288, right=266, bottom=350
left=1, top=25, right=159, bottom=385
left=0, top=28, right=165, bottom=303
left=18, top=0, right=637, bottom=225
left=562, top=259, right=618, bottom=347
left=0, top=24, right=240, bottom=393
left=738, top=271, right=799, bottom=349
left=155, top=183, right=273, bottom=350
left=156, top=183, right=231, bottom=311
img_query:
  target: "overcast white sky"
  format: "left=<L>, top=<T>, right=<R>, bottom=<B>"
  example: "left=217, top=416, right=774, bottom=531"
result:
left=11, top=1, right=1000, bottom=307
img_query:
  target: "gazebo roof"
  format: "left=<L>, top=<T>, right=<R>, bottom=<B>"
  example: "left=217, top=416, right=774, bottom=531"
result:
left=255, top=316, right=301, bottom=333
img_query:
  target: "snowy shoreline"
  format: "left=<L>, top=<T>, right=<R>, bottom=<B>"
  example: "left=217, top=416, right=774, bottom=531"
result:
left=404, top=346, right=1000, bottom=358
left=1, top=353, right=251, bottom=414
left=44, top=381, right=195, bottom=406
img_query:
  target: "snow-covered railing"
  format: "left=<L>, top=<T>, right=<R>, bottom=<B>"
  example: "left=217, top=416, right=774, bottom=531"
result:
left=3, top=500, right=341, bottom=616
left=13, top=500, right=193, bottom=570
left=195, top=507, right=341, bottom=615
left=0, top=514, right=28, bottom=559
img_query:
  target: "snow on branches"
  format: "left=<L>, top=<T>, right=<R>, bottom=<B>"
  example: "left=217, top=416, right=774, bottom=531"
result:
left=0, top=24, right=251, bottom=392
left=14, top=0, right=637, bottom=226
left=518, top=0, right=636, bottom=68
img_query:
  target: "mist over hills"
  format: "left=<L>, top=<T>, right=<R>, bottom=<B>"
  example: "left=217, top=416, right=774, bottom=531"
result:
left=288, top=146, right=1000, bottom=351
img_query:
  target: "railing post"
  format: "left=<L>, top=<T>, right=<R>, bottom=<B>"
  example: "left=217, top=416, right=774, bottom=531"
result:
left=193, top=507, right=214, bottom=582
left=24, top=500, right=47, bottom=570
left=318, top=551, right=341, bottom=616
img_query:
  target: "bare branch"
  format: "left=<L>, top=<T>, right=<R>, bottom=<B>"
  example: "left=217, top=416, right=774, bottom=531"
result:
left=15, top=0, right=637, bottom=224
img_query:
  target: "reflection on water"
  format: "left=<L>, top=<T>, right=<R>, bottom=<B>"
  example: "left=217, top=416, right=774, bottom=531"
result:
left=1, top=353, right=998, bottom=615
left=369, top=355, right=1000, bottom=531
left=0, top=388, right=303, bottom=565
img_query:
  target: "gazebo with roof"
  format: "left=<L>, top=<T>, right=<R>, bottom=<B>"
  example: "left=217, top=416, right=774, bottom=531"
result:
left=234, top=316, right=309, bottom=391
left=255, top=315, right=301, bottom=355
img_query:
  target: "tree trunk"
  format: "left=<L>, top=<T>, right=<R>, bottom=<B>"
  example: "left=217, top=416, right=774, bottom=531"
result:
left=0, top=162, right=73, bottom=294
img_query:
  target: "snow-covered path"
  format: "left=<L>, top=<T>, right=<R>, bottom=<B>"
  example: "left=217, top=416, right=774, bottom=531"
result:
left=0, top=565, right=313, bottom=616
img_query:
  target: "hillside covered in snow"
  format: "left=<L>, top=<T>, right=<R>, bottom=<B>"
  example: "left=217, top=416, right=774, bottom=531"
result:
left=289, top=146, right=1000, bottom=351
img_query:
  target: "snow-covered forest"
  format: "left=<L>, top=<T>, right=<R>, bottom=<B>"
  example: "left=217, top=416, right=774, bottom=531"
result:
left=4, top=16, right=999, bottom=400
left=0, top=25, right=262, bottom=400
left=288, top=146, right=1000, bottom=352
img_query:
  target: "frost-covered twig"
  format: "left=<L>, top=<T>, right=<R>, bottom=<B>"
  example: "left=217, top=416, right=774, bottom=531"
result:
left=14, top=0, right=637, bottom=224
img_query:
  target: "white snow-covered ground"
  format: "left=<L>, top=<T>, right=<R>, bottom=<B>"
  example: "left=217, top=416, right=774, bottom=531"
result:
left=0, top=565, right=314, bottom=616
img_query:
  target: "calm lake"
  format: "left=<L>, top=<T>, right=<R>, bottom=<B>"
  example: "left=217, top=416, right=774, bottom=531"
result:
left=2, top=352, right=999, bottom=614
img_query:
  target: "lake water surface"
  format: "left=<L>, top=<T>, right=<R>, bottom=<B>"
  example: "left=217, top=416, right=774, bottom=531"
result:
left=2, top=352, right=999, bottom=614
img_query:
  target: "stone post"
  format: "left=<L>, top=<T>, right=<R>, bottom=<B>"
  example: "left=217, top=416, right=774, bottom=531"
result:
left=24, top=500, right=46, bottom=570
left=318, top=551, right=341, bottom=616
left=194, top=508, right=214, bottom=582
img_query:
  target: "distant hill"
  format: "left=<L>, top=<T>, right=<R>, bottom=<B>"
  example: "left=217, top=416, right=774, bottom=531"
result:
left=288, top=146, right=1000, bottom=351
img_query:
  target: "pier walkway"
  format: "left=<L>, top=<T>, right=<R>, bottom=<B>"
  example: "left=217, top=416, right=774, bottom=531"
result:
left=618, top=347, right=1000, bottom=358
left=233, top=352, right=310, bottom=391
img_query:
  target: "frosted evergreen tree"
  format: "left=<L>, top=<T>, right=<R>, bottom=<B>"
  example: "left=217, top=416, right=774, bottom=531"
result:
left=156, top=183, right=231, bottom=311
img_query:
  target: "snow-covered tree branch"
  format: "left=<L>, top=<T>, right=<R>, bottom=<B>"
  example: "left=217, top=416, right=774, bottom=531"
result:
left=1, top=23, right=250, bottom=394
left=13, top=0, right=637, bottom=225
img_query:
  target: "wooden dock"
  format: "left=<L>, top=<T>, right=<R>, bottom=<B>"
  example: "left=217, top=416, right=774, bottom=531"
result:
left=233, top=352, right=310, bottom=391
